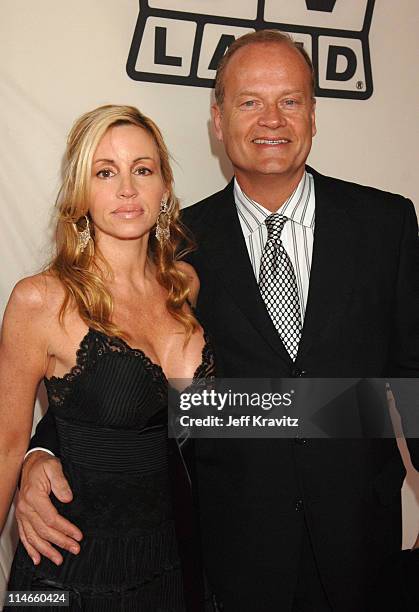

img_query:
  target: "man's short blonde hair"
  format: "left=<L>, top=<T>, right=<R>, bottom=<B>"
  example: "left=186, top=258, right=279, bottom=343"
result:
left=214, top=30, right=316, bottom=106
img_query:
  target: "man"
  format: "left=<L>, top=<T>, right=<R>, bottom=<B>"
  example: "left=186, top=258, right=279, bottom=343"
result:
left=15, top=31, right=419, bottom=611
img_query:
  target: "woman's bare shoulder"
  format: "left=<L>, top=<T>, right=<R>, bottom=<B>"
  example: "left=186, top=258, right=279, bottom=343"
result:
left=7, top=272, right=65, bottom=322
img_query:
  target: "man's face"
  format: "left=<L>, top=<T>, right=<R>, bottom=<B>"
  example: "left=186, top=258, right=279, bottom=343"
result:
left=212, top=42, right=316, bottom=185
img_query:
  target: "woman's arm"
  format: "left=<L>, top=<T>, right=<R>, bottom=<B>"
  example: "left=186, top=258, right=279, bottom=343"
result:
left=0, top=278, right=49, bottom=533
left=1, top=277, right=83, bottom=564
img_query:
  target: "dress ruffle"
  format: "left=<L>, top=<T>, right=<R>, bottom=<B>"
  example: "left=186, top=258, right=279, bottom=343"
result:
left=9, top=521, right=184, bottom=611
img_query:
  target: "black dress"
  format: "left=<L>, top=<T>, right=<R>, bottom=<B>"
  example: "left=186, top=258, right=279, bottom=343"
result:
left=7, top=327, right=214, bottom=611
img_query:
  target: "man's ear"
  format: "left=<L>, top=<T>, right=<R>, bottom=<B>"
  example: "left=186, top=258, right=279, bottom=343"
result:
left=311, top=98, right=317, bottom=138
left=211, top=103, right=224, bottom=142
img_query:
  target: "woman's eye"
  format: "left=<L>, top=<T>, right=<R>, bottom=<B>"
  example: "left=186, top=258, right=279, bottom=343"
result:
left=134, top=167, right=152, bottom=175
left=96, top=168, right=114, bottom=178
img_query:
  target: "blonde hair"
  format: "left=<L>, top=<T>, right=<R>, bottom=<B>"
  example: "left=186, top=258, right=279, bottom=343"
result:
left=214, top=30, right=316, bottom=106
left=48, top=104, right=197, bottom=339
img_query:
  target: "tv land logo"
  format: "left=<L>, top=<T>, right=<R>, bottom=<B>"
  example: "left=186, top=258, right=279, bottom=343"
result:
left=127, top=0, right=375, bottom=100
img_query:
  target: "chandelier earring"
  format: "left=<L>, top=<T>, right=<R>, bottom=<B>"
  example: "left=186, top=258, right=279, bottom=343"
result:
left=155, top=198, right=171, bottom=244
left=75, top=215, right=91, bottom=253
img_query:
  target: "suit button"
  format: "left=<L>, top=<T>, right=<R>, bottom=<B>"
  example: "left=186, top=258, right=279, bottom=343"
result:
left=212, top=594, right=224, bottom=611
left=295, top=499, right=304, bottom=512
left=291, top=367, right=307, bottom=377
left=295, top=437, right=308, bottom=445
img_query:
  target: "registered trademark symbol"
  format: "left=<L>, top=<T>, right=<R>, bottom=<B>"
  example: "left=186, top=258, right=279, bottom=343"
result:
left=356, top=80, right=364, bottom=90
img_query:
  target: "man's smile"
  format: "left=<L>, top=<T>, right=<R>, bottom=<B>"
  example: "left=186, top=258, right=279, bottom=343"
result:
left=252, top=138, right=291, bottom=145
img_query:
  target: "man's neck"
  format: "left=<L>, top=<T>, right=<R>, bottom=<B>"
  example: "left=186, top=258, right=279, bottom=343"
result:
left=235, top=169, right=305, bottom=212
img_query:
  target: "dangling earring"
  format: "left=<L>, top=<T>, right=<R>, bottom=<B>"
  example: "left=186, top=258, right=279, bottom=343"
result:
left=75, top=215, right=91, bottom=253
left=155, top=199, right=171, bottom=244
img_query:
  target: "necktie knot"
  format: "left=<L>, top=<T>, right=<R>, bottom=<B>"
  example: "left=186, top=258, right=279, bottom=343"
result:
left=265, top=213, right=287, bottom=242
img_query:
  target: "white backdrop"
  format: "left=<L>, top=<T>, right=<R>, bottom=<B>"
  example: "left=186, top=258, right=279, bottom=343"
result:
left=1, top=0, right=418, bottom=598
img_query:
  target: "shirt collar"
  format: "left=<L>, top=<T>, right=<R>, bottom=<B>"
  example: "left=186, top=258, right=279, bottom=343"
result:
left=234, top=171, right=315, bottom=238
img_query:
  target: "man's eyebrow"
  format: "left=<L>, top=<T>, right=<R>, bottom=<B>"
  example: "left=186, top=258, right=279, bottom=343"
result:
left=235, top=91, right=260, bottom=98
left=235, top=89, right=305, bottom=98
left=279, top=90, right=305, bottom=96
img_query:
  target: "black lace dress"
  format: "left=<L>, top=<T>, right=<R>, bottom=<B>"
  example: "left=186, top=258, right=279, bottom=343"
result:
left=7, top=328, right=214, bottom=611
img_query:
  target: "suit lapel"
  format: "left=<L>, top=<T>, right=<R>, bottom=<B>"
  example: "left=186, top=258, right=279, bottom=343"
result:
left=202, top=182, right=292, bottom=365
left=198, top=171, right=357, bottom=365
left=297, top=169, right=357, bottom=359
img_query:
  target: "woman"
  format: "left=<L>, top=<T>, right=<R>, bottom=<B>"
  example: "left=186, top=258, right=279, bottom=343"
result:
left=0, top=105, right=213, bottom=610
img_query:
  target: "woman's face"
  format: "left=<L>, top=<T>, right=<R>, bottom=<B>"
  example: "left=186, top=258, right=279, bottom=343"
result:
left=89, top=123, right=167, bottom=243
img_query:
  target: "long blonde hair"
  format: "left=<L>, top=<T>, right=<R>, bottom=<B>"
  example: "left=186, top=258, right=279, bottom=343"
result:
left=48, top=104, right=197, bottom=339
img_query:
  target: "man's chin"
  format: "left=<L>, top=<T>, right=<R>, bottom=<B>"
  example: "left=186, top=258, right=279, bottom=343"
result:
left=253, top=163, right=300, bottom=178
left=234, top=160, right=306, bottom=186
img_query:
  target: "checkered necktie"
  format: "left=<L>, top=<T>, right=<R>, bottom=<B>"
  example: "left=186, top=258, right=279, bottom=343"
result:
left=258, top=214, right=302, bottom=360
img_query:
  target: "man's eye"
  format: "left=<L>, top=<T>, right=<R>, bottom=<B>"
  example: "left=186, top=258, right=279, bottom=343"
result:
left=284, top=99, right=297, bottom=106
left=96, top=169, right=114, bottom=178
left=241, top=100, right=256, bottom=108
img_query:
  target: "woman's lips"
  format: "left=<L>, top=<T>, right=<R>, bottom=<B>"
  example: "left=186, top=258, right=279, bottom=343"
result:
left=112, top=207, right=144, bottom=219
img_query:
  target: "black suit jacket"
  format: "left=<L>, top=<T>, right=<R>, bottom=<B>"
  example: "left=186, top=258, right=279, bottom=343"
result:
left=179, top=168, right=419, bottom=611
left=31, top=168, right=419, bottom=611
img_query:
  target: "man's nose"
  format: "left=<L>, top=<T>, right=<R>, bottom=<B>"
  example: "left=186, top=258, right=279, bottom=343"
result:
left=117, top=173, right=137, bottom=198
left=258, top=104, right=287, bottom=128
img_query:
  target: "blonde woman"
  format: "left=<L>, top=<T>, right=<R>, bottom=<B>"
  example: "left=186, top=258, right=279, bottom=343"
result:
left=0, top=105, right=213, bottom=610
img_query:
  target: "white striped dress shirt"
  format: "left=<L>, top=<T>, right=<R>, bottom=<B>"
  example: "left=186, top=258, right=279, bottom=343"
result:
left=234, top=171, right=316, bottom=322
